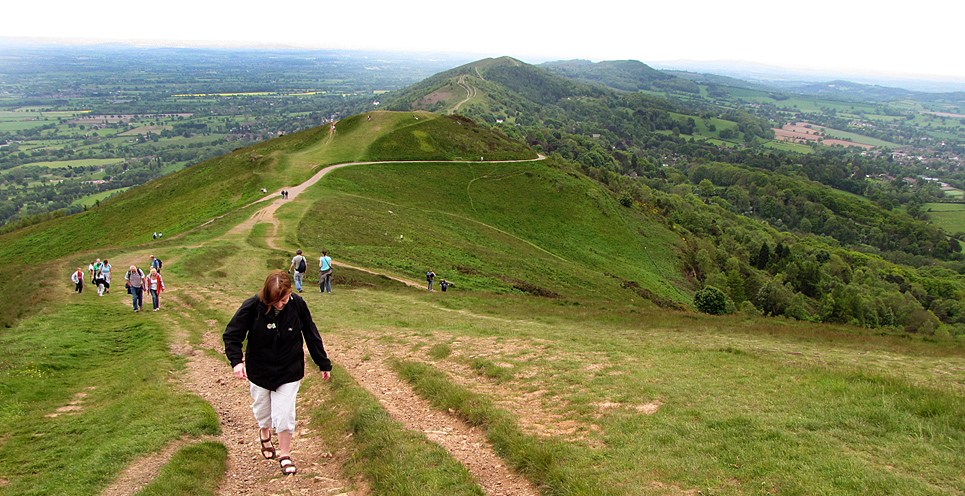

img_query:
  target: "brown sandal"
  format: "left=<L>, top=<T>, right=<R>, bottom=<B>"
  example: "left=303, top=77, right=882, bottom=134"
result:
left=259, top=432, right=276, bottom=459
left=279, top=455, right=297, bottom=475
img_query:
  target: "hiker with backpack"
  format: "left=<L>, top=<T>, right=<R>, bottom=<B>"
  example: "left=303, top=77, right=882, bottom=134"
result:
left=426, top=270, right=436, bottom=291
left=100, top=259, right=112, bottom=293
left=289, top=249, right=308, bottom=293
left=150, top=255, right=162, bottom=273
left=94, top=263, right=108, bottom=297
left=125, top=265, right=146, bottom=312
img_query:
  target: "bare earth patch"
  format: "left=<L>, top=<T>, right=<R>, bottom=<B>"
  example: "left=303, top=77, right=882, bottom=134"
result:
left=330, top=333, right=540, bottom=496
left=45, top=389, right=94, bottom=418
left=773, top=122, right=875, bottom=149
left=99, top=292, right=362, bottom=496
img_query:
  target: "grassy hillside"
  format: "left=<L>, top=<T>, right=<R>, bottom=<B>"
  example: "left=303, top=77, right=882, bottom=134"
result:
left=1, top=110, right=964, bottom=495
left=0, top=112, right=536, bottom=325
left=295, top=159, right=683, bottom=304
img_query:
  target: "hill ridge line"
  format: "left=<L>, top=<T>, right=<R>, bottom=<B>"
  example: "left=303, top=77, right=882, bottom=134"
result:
left=200, top=153, right=546, bottom=232
left=200, top=153, right=547, bottom=288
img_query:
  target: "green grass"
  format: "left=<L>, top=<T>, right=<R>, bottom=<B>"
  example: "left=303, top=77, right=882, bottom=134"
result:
left=0, top=296, right=220, bottom=495
left=0, top=111, right=533, bottom=267
left=363, top=291, right=965, bottom=495
left=296, top=159, right=683, bottom=304
left=763, top=140, right=815, bottom=153
left=70, top=186, right=132, bottom=207
left=925, top=202, right=965, bottom=233
left=3, top=111, right=965, bottom=494
left=134, top=442, right=227, bottom=496
left=311, top=366, right=485, bottom=496
left=395, top=360, right=604, bottom=495
left=819, top=127, right=900, bottom=148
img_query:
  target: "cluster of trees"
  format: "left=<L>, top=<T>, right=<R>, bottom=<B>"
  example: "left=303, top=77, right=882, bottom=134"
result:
left=570, top=162, right=964, bottom=337
left=430, top=65, right=965, bottom=336
left=675, top=161, right=955, bottom=261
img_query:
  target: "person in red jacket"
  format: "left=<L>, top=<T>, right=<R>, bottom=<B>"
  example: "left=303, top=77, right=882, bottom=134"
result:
left=146, top=268, right=165, bottom=311
left=222, top=270, right=331, bottom=475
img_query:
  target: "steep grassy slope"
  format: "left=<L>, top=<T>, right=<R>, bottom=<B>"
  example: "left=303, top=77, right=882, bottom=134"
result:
left=0, top=111, right=536, bottom=327
left=382, top=56, right=605, bottom=117
left=295, top=158, right=684, bottom=304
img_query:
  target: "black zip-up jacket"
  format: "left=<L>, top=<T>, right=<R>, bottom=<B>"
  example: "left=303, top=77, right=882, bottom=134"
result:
left=223, top=293, right=331, bottom=391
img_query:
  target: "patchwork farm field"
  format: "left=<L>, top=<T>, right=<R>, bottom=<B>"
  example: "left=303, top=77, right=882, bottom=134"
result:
left=773, top=122, right=896, bottom=149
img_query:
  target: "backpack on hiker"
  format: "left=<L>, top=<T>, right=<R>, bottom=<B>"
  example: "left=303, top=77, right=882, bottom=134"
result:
left=297, top=257, right=307, bottom=273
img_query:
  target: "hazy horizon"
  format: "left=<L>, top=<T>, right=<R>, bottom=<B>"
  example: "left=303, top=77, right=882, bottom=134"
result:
left=4, top=0, right=963, bottom=82
left=4, top=35, right=965, bottom=94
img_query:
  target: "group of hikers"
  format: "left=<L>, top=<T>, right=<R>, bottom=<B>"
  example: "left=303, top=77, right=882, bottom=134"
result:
left=288, top=249, right=333, bottom=293
left=285, top=248, right=453, bottom=294
left=68, top=243, right=458, bottom=476
left=71, top=255, right=165, bottom=312
left=425, top=269, right=452, bottom=292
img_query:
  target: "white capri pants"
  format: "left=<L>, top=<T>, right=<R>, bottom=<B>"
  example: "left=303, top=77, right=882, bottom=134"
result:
left=249, top=380, right=301, bottom=433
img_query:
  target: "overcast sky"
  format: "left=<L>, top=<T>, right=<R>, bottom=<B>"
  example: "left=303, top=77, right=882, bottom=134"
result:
left=5, top=0, right=964, bottom=81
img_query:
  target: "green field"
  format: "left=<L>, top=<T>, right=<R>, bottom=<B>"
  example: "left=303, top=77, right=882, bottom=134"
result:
left=70, top=187, right=132, bottom=207
left=925, top=202, right=965, bottom=233
left=14, top=158, right=125, bottom=170
left=820, top=127, right=901, bottom=148
left=763, top=140, right=814, bottom=153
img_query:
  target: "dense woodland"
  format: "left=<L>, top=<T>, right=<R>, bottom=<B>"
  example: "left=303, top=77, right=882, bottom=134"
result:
left=507, top=97, right=964, bottom=335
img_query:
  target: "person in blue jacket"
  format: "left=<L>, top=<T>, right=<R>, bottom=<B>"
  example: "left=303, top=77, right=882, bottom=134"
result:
left=223, top=270, right=331, bottom=475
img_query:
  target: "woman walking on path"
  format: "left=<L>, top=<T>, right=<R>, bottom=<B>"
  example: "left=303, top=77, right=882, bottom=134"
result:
left=100, top=260, right=112, bottom=293
left=125, top=265, right=146, bottom=312
left=94, top=265, right=108, bottom=297
left=147, top=268, right=165, bottom=311
left=318, top=250, right=332, bottom=293
left=223, top=270, right=332, bottom=476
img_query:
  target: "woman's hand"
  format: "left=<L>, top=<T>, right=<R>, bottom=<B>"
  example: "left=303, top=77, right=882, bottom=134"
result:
left=233, top=362, right=247, bottom=380
left=320, top=370, right=331, bottom=382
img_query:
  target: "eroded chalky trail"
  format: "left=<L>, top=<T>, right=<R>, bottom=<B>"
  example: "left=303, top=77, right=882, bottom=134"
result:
left=111, top=153, right=548, bottom=495
left=137, top=289, right=540, bottom=496
left=329, top=334, right=541, bottom=496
